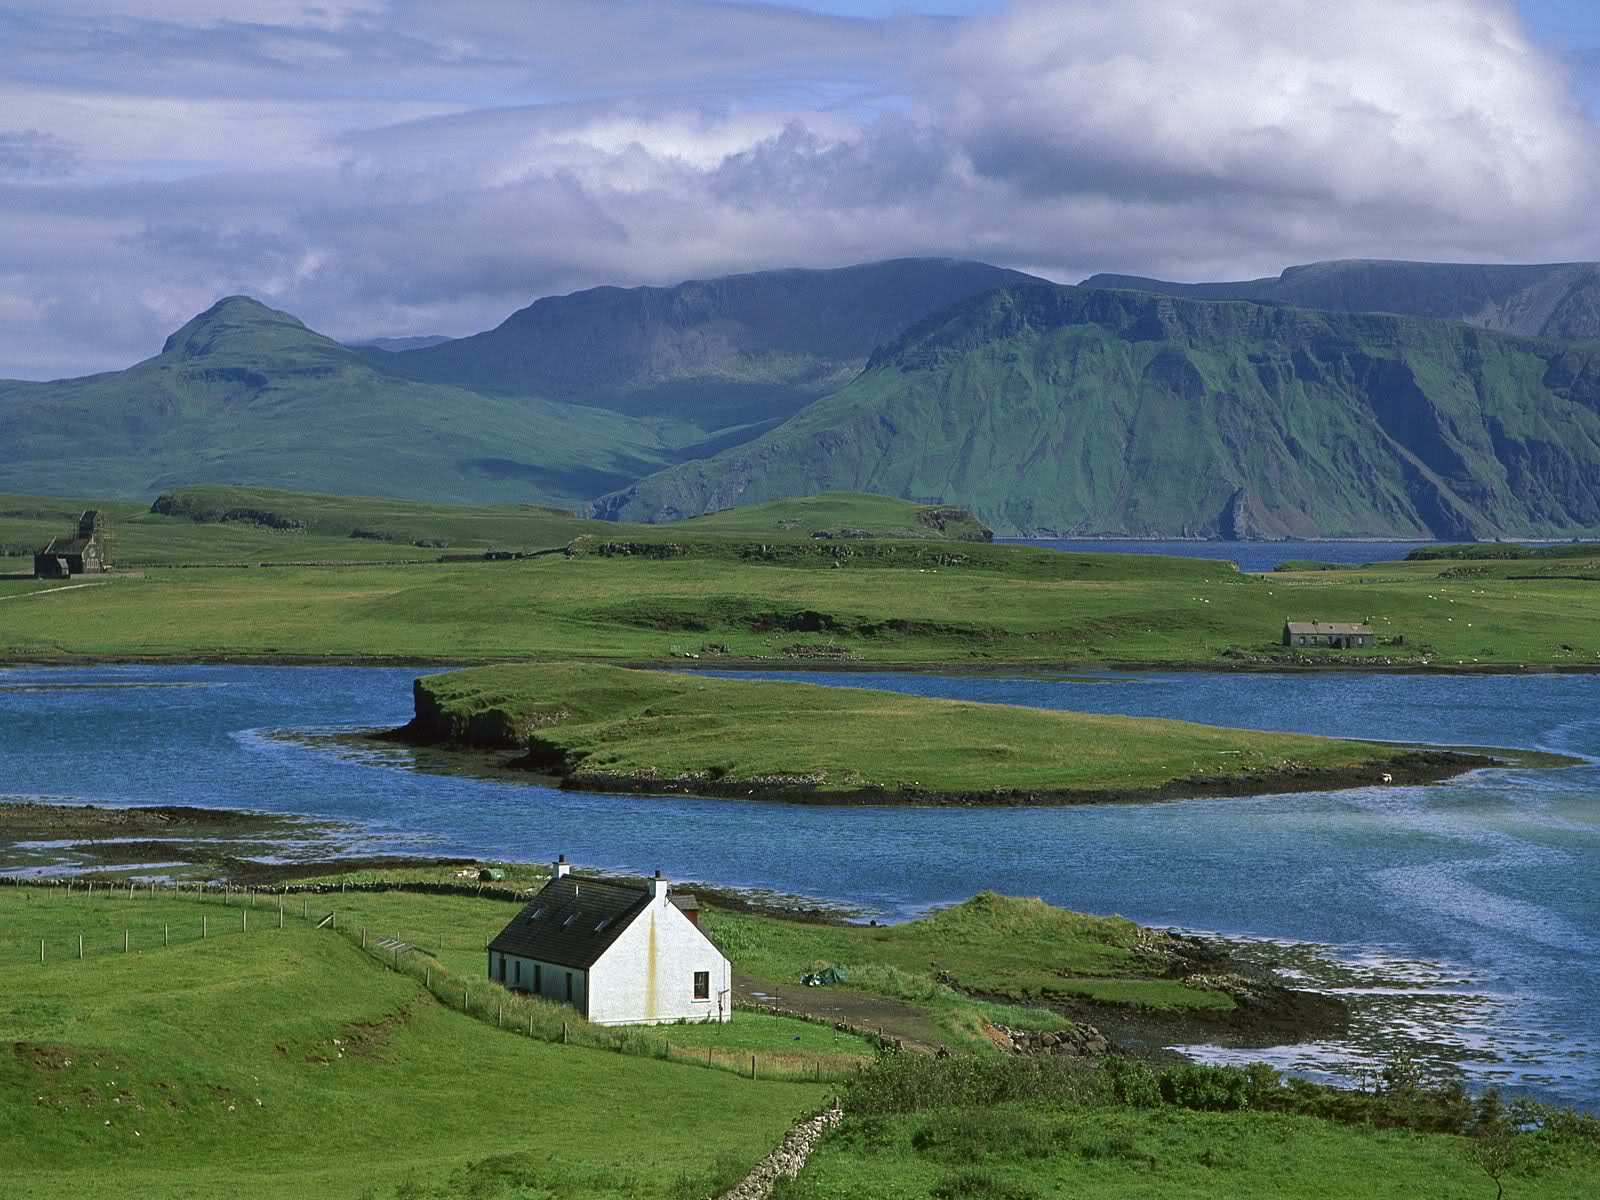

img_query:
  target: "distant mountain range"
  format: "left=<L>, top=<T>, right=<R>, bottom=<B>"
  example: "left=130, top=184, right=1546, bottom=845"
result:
left=3, top=256, right=1599, bottom=538
left=1083, top=259, right=1600, bottom=342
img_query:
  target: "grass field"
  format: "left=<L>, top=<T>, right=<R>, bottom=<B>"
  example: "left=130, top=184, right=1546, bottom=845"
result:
left=3, top=534, right=1595, bottom=669
left=0, top=886, right=828, bottom=1200
left=407, top=663, right=1400, bottom=798
left=774, top=1102, right=1600, bottom=1199
left=0, top=487, right=985, bottom=569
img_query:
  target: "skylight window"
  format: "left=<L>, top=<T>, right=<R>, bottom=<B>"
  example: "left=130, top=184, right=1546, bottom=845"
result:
left=562, top=913, right=577, bottom=927
left=594, top=918, right=612, bottom=933
left=528, top=905, right=547, bottom=921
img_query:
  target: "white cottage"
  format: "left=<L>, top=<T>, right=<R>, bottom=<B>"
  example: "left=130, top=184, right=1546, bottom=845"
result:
left=486, top=857, right=732, bottom=1026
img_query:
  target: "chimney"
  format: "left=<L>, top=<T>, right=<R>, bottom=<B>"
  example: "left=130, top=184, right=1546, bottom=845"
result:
left=554, top=854, right=570, bottom=879
left=650, top=869, right=668, bottom=905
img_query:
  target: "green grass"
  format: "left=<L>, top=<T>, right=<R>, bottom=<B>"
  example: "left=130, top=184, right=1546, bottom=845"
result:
left=0, top=887, right=826, bottom=1200
left=0, top=486, right=992, bottom=571
left=4, top=499, right=1596, bottom=666
left=704, top=894, right=1233, bottom=1052
left=409, top=663, right=1404, bottom=796
left=773, top=1102, right=1600, bottom=1199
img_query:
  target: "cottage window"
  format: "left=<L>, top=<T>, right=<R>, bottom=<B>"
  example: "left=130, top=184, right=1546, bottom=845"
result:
left=693, top=970, right=710, bottom=1000
left=498, top=955, right=506, bottom=984
left=534, top=963, right=541, bottom=993
left=565, top=972, right=574, bottom=1001
left=514, top=960, right=521, bottom=985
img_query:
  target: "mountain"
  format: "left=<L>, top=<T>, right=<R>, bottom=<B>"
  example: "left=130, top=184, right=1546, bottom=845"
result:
left=591, top=284, right=1600, bottom=539
left=1082, top=259, right=1600, bottom=341
left=370, top=258, right=1043, bottom=430
left=353, top=335, right=454, bottom=352
left=0, top=297, right=714, bottom=504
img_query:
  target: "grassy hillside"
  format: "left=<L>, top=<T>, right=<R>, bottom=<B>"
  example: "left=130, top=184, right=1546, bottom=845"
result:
left=0, top=487, right=989, bottom=568
left=595, top=284, right=1600, bottom=538
left=2, top=525, right=1596, bottom=668
left=0, top=888, right=825, bottom=1199
left=1084, top=258, right=1600, bottom=341
left=402, top=663, right=1409, bottom=800
left=0, top=297, right=723, bottom=505
left=373, top=259, right=1041, bottom=430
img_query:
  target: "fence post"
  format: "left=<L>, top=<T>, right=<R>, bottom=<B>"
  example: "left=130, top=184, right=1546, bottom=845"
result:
left=123, top=929, right=128, bottom=953
left=164, top=924, right=169, bottom=948
left=463, top=985, right=468, bottom=1010
left=78, top=933, right=83, bottom=960
left=425, top=967, right=431, bottom=989
left=279, top=903, right=284, bottom=930
left=752, top=1054, right=757, bottom=1080
left=203, top=915, right=207, bottom=939
left=39, top=939, right=45, bottom=964
left=498, top=1003, right=503, bottom=1028
left=362, top=927, right=367, bottom=949
left=243, top=909, right=248, bottom=932
left=302, top=896, right=308, bottom=919
left=528, top=1013, right=533, bottom=1037
left=562, top=1021, right=568, bottom=1045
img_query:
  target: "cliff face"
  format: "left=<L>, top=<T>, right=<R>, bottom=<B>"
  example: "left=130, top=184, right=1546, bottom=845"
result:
left=1083, top=259, right=1600, bottom=342
left=594, top=285, right=1600, bottom=538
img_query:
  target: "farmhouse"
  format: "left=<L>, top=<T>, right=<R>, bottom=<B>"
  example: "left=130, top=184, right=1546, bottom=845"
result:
left=34, top=510, right=112, bottom=578
left=1282, top=620, right=1375, bottom=649
left=487, top=857, right=731, bottom=1026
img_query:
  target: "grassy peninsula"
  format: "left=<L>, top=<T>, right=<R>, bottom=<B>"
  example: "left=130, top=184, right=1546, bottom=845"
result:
left=392, top=663, right=1483, bottom=804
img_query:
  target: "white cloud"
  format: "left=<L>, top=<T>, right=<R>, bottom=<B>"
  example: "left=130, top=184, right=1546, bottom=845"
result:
left=0, top=0, right=1597, bottom=379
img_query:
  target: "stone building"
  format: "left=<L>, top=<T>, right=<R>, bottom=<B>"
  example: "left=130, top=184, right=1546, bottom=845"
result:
left=34, top=510, right=111, bottom=578
left=1282, top=620, right=1375, bottom=649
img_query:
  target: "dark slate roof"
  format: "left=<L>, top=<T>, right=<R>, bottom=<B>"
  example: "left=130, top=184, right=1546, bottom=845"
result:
left=1285, top=621, right=1372, bottom=636
left=42, top=537, right=88, bottom=556
left=488, top=877, right=652, bottom=969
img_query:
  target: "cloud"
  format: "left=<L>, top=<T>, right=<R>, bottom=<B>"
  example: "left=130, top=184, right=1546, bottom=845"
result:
left=0, top=0, right=1598, bottom=380
left=0, top=130, right=78, bottom=178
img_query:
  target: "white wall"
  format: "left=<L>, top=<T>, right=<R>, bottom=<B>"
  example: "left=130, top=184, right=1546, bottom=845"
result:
left=490, top=950, right=587, bottom=1015
left=586, top=897, right=731, bottom=1026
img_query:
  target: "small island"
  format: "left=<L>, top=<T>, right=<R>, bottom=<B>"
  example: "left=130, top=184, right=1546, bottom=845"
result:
left=390, top=663, right=1493, bottom=805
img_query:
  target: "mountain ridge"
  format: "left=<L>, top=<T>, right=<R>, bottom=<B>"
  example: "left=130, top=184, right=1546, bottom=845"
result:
left=1082, top=258, right=1600, bottom=342
left=592, top=283, right=1600, bottom=539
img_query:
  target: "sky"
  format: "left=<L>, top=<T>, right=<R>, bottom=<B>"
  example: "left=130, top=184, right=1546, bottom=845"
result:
left=2, top=0, right=1598, bottom=379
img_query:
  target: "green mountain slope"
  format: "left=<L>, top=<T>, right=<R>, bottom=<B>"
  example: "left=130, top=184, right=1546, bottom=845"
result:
left=0, top=297, right=713, bottom=504
left=370, top=258, right=1043, bottom=429
left=592, top=285, right=1600, bottom=538
left=1083, top=259, right=1600, bottom=341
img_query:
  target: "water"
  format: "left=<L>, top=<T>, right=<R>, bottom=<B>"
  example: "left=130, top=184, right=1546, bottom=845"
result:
left=1, top=663, right=1596, bottom=1104
left=997, top=538, right=1439, bottom=573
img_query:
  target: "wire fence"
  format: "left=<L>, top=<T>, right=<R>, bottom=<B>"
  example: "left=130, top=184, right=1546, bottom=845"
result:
left=1, top=878, right=865, bottom=1085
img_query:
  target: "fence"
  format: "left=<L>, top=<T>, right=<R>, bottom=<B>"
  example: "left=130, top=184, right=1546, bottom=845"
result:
left=1, top=879, right=864, bottom=1085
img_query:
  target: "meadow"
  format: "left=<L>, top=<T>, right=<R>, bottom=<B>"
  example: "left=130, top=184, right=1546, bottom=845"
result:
left=0, top=883, right=829, bottom=1200
left=4, top=486, right=1595, bottom=670
left=406, top=662, right=1411, bottom=800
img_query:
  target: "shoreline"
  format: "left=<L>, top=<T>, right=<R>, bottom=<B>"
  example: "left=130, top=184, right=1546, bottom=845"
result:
left=5, top=651, right=1600, bottom=676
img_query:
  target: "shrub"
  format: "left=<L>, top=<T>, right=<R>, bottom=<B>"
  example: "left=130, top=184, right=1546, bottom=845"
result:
left=1102, top=1057, right=1162, bottom=1109
left=1158, top=1064, right=1251, bottom=1112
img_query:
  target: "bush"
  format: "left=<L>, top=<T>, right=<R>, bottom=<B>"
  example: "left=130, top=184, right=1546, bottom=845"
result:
left=1102, top=1057, right=1162, bottom=1109
left=846, top=1052, right=1105, bottom=1116
left=1158, top=1064, right=1251, bottom=1112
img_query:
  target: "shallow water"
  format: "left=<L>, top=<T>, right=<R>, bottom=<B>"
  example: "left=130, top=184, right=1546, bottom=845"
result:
left=0, top=663, right=1595, bottom=1104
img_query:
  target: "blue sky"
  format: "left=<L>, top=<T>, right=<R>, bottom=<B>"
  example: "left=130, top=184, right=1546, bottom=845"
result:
left=2, top=0, right=1598, bottom=379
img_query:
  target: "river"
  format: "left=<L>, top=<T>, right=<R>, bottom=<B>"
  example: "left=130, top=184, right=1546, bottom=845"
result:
left=1, top=663, right=1596, bottom=1105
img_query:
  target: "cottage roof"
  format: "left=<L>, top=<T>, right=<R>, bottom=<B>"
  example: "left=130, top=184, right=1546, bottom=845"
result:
left=1284, top=621, right=1372, bottom=636
left=488, top=877, right=699, bottom=969
left=41, top=537, right=88, bottom=556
